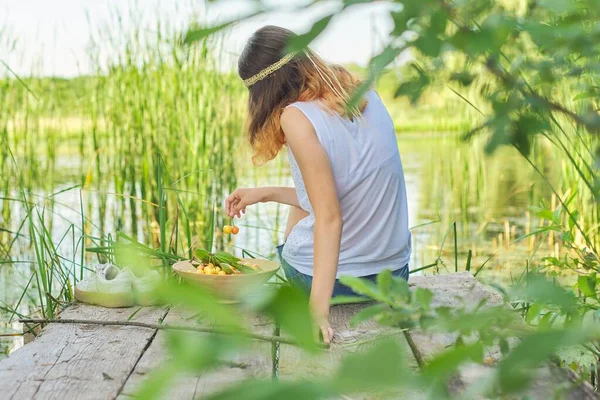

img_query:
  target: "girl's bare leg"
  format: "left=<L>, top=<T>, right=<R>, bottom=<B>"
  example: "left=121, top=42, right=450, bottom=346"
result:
left=284, top=206, right=309, bottom=240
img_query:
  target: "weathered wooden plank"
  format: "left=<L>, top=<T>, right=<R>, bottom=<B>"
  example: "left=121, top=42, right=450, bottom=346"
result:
left=1, top=273, right=593, bottom=399
left=407, top=272, right=503, bottom=361
left=0, top=303, right=168, bottom=400
left=410, top=272, right=503, bottom=309
left=118, top=306, right=273, bottom=399
left=408, top=273, right=532, bottom=395
left=530, top=364, right=598, bottom=400
left=279, top=304, right=411, bottom=377
left=408, top=272, right=597, bottom=398
left=278, top=304, right=422, bottom=399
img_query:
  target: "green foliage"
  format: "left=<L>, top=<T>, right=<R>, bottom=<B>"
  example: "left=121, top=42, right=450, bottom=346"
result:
left=286, top=15, right=334, bottom=53
left=496, top=327, right=592, bottom=393
left=134, top=279, right=417, bottom=400
left=157, top=280, right=246, bottom=330
left=198, top=0, right=599, bottom=202
left=421, top=342, right=484, bottom=383
left=205, top=380, right=332, bottom=400
left=393, top=65, right=431, bottom=105
left=331, top=338, right=410, bottom=392
left=512, top=272, right=578, bottom=312
left=184, top=10, right=262, bottom=46
left=256, top=284, right=316, bottom=350
left=334, top=270, right=600, bottom=397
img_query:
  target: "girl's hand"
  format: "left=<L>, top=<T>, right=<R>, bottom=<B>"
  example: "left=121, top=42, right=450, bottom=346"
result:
left=312, top=301, right=334, bottom=345
left=225, top=188, right=265, bottom=218
left=317, top=318, right=334, bottom=345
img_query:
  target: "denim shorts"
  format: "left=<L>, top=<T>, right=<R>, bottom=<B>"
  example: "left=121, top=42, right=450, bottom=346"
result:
left=276, top=244, right=409, bottom=297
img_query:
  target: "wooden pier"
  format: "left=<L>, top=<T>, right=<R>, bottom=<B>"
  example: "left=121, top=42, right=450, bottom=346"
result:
left=0, top=272, right=596, bottom=399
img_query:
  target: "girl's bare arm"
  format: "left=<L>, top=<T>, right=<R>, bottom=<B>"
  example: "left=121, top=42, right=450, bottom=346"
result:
left=280, top=106, right=342, bottom=344
left=259, top=187, right=301, bottom=208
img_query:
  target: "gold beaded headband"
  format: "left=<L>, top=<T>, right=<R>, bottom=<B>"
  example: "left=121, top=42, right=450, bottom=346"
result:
left=243, top=52, right=296, bottom=87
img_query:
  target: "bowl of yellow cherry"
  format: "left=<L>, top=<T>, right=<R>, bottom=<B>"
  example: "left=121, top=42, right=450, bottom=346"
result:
left=172, top=248, right=280, bottom=302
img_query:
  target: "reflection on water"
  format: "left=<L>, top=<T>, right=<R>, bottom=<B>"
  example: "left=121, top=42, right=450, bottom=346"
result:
left=0, top=132, right=556, bottom=356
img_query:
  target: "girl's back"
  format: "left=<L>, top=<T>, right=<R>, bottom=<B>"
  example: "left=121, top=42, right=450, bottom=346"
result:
left=283, top=90, right=411, bottom=277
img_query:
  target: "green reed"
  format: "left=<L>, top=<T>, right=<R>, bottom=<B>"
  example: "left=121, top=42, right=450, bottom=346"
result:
left=391, top=66, right=600, bottom=276
left=75, top=16, right=247, bottom=252
left=1, top=16, right=246, bottom=250
left=0, top=13, right=248, bottom=337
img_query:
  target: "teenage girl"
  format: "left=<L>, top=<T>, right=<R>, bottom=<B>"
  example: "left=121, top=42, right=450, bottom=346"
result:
left=226, top=26, right=411, bottom=343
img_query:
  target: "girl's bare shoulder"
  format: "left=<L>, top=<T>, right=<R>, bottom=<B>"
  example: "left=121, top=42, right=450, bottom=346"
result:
left=280, top=106, right=314, bottom=137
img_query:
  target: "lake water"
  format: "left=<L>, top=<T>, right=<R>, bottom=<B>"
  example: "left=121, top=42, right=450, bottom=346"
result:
left=0, top=132, right=556, bottom=356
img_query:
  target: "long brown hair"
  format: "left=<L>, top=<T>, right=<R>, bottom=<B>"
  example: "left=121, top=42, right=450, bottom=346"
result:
left=238, top=25, right=365, bottom=164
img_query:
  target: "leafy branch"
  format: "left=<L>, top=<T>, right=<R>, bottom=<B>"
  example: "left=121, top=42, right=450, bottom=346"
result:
left=19, top=317, right=318, bottom=347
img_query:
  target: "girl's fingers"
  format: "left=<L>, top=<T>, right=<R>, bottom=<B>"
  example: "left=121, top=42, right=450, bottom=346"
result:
left=227, top=192, right=250, bottom=218
left=320, top=326, right=334, bottom=344
left=231, top=198, right=244, bottom=217
left=225, top=193, right=236, bottom=214
left=228, top=198, right=239, bottom=217
left=232, top=200, right=247, bottom=219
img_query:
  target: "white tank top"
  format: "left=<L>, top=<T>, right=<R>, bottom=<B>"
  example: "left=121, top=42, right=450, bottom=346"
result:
left=282, top=90, right=412, bottom=277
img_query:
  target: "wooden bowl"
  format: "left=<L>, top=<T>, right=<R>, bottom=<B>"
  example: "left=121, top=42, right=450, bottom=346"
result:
left=172, top=258, right=280, bottom=302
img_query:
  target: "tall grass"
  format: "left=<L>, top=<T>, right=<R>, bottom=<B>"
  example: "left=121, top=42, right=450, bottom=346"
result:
left=0, top=13, right=248, bottom=350
left=81, top=19, right=245, bottom=252
left=1, top=14, right=247, bottom=250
